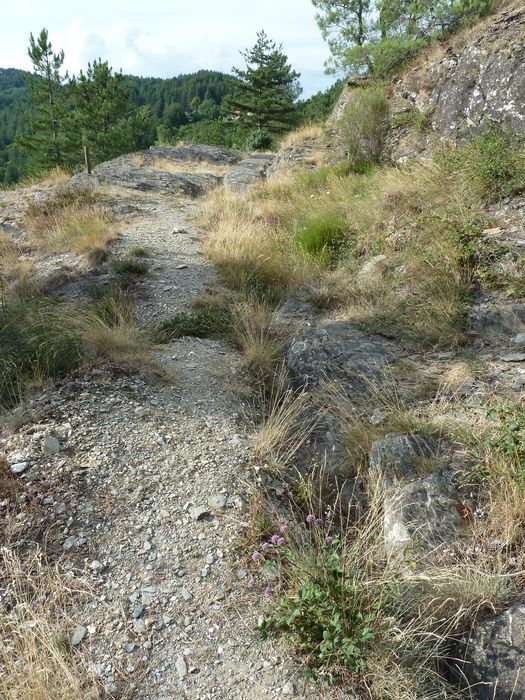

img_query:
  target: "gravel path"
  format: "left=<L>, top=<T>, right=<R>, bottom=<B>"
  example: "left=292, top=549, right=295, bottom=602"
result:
left=2, top=184, right=340, bottom=699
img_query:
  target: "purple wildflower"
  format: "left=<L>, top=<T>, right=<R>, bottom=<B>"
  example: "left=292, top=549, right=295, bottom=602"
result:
left=271, top=534, right=280, bottom=545
left=325, top=536, right=334, bottom=544
left=306, top=514, right=315, bottom=523
left=263, top=586, right=272, bottom=596
left=279, top=524, right=289, bottom=533
left=277, top=537, right=285, bottom=546
left=252, top=551, right=263, bottom=562
left=261, top=542, right=270, bottom=550
left=314, top=518, right=324, bottom=527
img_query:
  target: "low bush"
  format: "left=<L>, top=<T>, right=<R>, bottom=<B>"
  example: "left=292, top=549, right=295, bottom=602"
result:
left=152, top=302, right=233, bottom=343
left=254, top=507, right=460, bottom=694
left=111, top=257, right=149, bottom=277
left=340, top=85, right=389, bottom=171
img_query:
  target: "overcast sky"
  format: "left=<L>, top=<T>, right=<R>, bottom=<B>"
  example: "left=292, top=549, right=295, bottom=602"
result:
left=1, top=0, right=336, bottom=97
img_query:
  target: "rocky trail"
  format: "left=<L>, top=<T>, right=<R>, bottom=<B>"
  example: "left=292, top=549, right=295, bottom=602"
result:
left=0, top=151, right=342, bottom=699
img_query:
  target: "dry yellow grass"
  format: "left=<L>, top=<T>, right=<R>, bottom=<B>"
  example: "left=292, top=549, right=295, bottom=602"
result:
left=0, top=232, right=36, bottom=298
left=231, top=300, right=286, bottom=381
left=20, top=166, right=70, bottom=189
left=23, top=190, right=118, bottom=255
left=202, top=154, right=477, bottom=347
left=279, top=124, right=326, bottom=149
left=253, top=386, right=317, bottom=470
left=68, top=294, right=149, bottom=363
left=0, top=547, right=99, bottom=700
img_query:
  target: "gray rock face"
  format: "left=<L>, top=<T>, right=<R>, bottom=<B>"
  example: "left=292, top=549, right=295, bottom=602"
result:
left=383, top=469, right=468, bottom=557
left=398, top=1, right=525, bottom=139
left=0, top=222, right=24, bottom=240
left=286, top=321, right=395, bottom=389
left=76, top=143, right=244, bottom=196
left=223, top=155, right=275, bottom=190
left=369, top=433, right=440, bottom=490
left=457, top=601, right=525, bottom=700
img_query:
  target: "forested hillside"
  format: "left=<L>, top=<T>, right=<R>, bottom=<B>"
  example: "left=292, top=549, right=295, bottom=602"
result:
left=0, top=68, right=236, bottom=184
left=0, top=69, right=30, bottom=184
left=0, top=61, right=340, bottom=185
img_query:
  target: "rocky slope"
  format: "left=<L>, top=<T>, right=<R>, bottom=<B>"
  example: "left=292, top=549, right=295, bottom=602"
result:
left=332, top=0, right=525, bottom=161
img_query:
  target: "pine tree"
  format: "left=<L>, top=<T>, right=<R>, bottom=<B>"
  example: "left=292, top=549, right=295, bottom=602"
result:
left=224, top=31, right=302, bottom=138
left=17, top=28, right=77, bottom=174
left=70, top=60, right=149, bottom=165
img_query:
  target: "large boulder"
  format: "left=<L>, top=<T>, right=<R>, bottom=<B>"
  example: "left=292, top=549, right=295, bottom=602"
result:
left=456, top=601, right=525, bottom=699
left=398, top=1, right=525, bottom=140
left=383, top=468, right=469, bottom=558
left=369, top=432, right=440, bottom=491
left=145, top=143, right=242, bottom=165
left=92, top=161, right=220, bottom=197
left=286, top=321, right=395, bottom=390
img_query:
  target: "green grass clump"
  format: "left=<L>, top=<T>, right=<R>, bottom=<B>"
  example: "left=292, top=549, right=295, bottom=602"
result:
left=0, top=298, right=82, bottom=408
left=458, top=128, right=525, bottom=203
left=295, top=215, right=347, bottom=264
left=127, top=246, right=152, bottom=258
left=152, top=303, right=232, bottom=343
left=111, top=257, right=149, bottom=277
left=297, top=162, right=352, bottom=189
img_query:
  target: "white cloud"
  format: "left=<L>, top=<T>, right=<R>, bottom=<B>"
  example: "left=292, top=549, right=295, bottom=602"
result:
left=1, top=0, right=336, bottom=95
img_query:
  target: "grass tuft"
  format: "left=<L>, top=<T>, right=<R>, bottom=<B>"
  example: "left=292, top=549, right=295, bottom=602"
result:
left=23, top=187, right=118, bottom=254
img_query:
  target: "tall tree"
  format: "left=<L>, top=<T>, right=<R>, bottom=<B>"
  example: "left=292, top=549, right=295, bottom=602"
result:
left=70, top=60, right=149, bottom=164
left=17, top=29, right=76, bottom=173
left=312, top=0, right=496, bottom=75
left=224, top=31, right=302, bottom=138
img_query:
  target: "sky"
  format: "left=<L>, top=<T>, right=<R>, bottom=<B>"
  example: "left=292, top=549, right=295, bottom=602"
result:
left=1, top=0, right=337, bottom=97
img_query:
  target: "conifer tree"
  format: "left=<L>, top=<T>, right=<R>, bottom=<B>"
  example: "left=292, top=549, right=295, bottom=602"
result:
left=17, top=29, right=77, bottom=173
left=224, top=31, right=302, bottom=138
left=70, top=60, right=149, bottom=165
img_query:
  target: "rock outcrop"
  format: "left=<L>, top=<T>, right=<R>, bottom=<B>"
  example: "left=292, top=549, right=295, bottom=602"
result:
left=286, top=321, right=395, bottom=390
left=394, top=1, right=525, bottom=140
left=332, top=0, right=525, bottom=161
left=223, top=154, right=275, bottom=190
left=456, top=601, right=525, bottom=699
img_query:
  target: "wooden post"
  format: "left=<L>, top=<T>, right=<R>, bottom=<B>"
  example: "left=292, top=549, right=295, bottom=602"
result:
left=84, top=146, right=92, bottom=175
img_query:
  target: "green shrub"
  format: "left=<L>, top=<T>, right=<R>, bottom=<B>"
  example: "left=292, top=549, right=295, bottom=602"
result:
left=340, top=86, right=389, bottom=171
left=459, top=128, right=525, bottom=203
left=254, top=511, right=455, bottom=691
left=127, top=246, right=152, bottom=258
left=295, top=215, right=347, bottom=264
left=0, top=298, right=82, bottom=407
left=244, top=128, right=273, bottom=151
